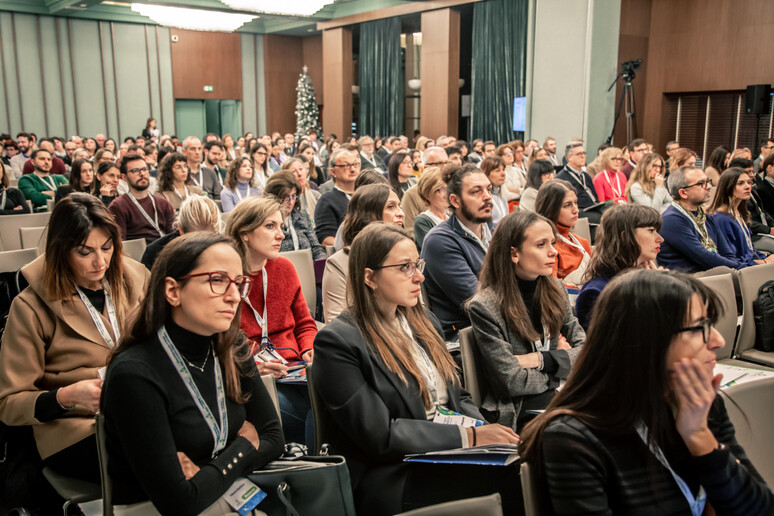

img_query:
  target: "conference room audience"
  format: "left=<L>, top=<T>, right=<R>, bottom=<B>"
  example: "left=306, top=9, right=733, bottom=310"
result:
left=497, top=144, right=523, bottom=201
left=388, top=151, right=418, bottom=200
left=102, top=232, right=283, bottom=514
left=468, top=212, right=584, bottom=431
left=535, top=179, right=592, bottom=286
left=140, top=195, right=221, bottom=270
left=18, top=149, right=68, bottom=211
left=315, top=147, right=360, bottom=246
left=157, top=152, right=205, bottom=211
left=421, top=164, right=494, bottom=340
left=556, top=143, right=604, bottom=227
left=54, top=158, right=94, bottom=204
left=0, top=194, right=149, bottom=494
left=412, top=167, right=448, bottom=252
left=480, top=156, right=509, bottom=226
left=94, top=160, right=121, bottom=206
left=296, top=142, right=325, bottom=187
left=526, top=146, right=548, bottom=170
left=226, top=196, right=317, bottom=446
left=625, top=152, right=672, bottom=213
left=314, top=223, right=521, bottom=516
left=401, top=147, right=449, bottom=234
left=708, top=167, right=774, bottom=266
left=520, top=269, right=773, bottom=515
left=323, top=184, right=405, bottom=323
left=575, top=204, right=663, bottom=330
left=757, top=153, right=774, bottom=216
left=183, top=137, right=221, bottom=201
left=264, top=170, right=326, bottom=259
left=282, top=157, right=320, bottom=220
left=659, top=166, right=742, bottom=273
left=669, top=147, right=698, bottom=172
left=592, top=147, right=628, bottom=204
left=519, top=159, right=556, bottom=213
left=221, top=155, right=262, bottom=213
left=249, top=142, right=272, bottom=191
left=704, top=146, right=730, bottom=187
left=0, top=162, right=31, bottom=214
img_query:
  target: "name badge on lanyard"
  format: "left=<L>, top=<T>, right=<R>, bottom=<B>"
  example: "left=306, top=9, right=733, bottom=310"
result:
left=242, top=268, right=286, bottom=364
left=157, top=325, right=228, bottom=457
left=75, top=284, right=120, bottom=348
left=533, top=323, right=551, bottom=352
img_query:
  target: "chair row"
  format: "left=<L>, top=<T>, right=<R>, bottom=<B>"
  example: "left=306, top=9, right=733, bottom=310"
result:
left=0, top=238, right=148, bottom=275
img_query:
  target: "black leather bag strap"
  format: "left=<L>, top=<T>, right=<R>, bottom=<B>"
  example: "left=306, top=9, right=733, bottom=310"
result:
left=277, top=481, right=301, bottom=516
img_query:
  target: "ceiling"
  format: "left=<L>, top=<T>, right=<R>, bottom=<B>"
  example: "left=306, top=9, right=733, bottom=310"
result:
left=0, top=0, right=421, bottom=35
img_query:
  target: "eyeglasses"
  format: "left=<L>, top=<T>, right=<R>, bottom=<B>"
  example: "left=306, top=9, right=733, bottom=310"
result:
left=372, top=259, right=426, bottom=278
left=634, top=146, right=649, bottom=153
left=436, top=187, right=448, bottom=195
left=256, top=152, right=268, bottom=156
left=652, top=164, right=664, bottom=170
left=179, top=271, right=253, bottom=297
left=127, top=166, right=149, bottom=174
left=333, top=162, right=360, bottom=169
left=681, top=179, right=711, bottom=190
left=282, top=194, right=298, bottom=204
left=674, top=318, right=713, bottom=344
left=425, top=160, right=450, bottom=167
left=611, top=157, right=625, bottom=161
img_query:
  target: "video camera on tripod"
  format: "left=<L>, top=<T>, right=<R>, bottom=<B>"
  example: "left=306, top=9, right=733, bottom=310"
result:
left=606, top=58, right=643, bottom=144
left=620, top=59, right=642, bottom=82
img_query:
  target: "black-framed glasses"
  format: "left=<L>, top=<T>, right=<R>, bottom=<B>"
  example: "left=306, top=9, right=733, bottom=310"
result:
left=333, top=162, right=360, bottom=169
left=425, top=160, right=450, bottom=167
left=682, top=179, right=711, bottom=190
left=674, top=318, right=713, bottom=343
left=372, top=259, right=426, bottom=278
left=127, top=166, right=149, bottom=174
left=179, top=272, right=253, bottom=297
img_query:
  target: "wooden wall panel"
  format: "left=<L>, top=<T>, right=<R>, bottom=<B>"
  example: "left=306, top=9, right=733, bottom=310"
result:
left=170, top=29, right=242, bottom=100
left=303, top=35, right=324, bottom=102
left=641, top=0, right=774, bottom=153
left=322, top=28, right=353, bottom=140
left=263, top=34, right=303, bottom=135
left=614, top=0, right=651, bottom=147
left=420, top=8, right=460, bottom=138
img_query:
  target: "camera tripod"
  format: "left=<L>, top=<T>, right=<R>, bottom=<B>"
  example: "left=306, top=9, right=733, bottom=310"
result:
left=606, top=69, right=639, bottom=145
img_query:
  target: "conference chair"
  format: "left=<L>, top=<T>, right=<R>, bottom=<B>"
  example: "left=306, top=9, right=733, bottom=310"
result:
left=735, top=263, right=774, bottom=367
left=121, top=239, right=147, bottom=262
left=19, top=226, right=46, bottom=253
left=281, top=248, right=316, bottom=316
left=261, top=374, right=281, bottom=420
left=305, top=363, right=328, bottom=455
left=520, top=462, right=550, bottom=516
left=395, top=493, right=503, bottom=516
left=95, top=413, right=114, bottom=516
left=573, top=217, right=591, bottom=243
left=458, top=327, right=484, bottom=406
left=42, top=465, right=101, bottom=516
left=0, top=212, right=51, bottom=250
left=325, top=245, right=335, bottom=257
left=719, top=377, right=774, bottom=487
left=46, top=199, right=54, bottom=212
left=0, top=248, right=37, bottom=274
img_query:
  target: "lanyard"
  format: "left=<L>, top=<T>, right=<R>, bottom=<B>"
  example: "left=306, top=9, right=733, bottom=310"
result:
left=39, top=175, right=56, bottom=191
left=242, top=268, right=269, bottom=342
left=191, top=167, right=203, bottom=188
left=565, top=167, right=597, bottom=202
left=604, top=170, right=623, bottom=199
left=533, top=323, right=551, bottom=352
left=128, top=193, right=164, bottom=237
left=75, top=284, right=120, bottom=347
left=158, top=325, right=228, bottom=458
left=0, top=190, right=6, bottom=210
left=671, top=202, right=716, bottom=253
left=635, top=423, right=707, bottom=516
left=559, top=231, right=589, bottom=257
left=173, top=184, right=189, bottom=200
left=285, top=216, right=299, bottom=250
left=399, top=315, right=439, bottom=408
left=750, top=194, right=767, bottom=225
left=735, top=214, right=755, bottom=253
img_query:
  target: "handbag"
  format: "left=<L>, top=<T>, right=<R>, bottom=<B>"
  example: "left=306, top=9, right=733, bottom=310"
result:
left=247, top=446, right=356, bottom=516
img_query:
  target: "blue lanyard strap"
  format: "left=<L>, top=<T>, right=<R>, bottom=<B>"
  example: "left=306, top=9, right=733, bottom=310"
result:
left=158, top=325, right=228, bottom=458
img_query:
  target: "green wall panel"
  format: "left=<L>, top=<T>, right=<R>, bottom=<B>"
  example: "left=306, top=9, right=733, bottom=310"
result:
left=70, top=18, right=109, bottom=138
left=14, top=14, right=47, bottom=133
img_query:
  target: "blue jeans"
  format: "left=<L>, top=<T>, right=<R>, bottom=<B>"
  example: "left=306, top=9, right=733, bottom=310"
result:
left=276, top=383, right=315, bottom=449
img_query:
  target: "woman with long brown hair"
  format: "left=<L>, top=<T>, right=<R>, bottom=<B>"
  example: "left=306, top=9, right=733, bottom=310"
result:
left=102, top=232, right=284, bottom=514
left=468, top=211, right=584, bottom=431
left=0, top=193, right=148, bottom=504
left=314, top=223, right=520, bottom=515
left=626, top=152, right=672, bottom=212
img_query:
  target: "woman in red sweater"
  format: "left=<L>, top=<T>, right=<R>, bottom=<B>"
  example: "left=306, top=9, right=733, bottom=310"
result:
left=226, top=195, right=317, bottom=446
left=592, top=147, right=628, bottom=204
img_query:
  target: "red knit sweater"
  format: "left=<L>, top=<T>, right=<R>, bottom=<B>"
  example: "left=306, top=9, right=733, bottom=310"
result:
left=240, top=256, right=317, bottom=360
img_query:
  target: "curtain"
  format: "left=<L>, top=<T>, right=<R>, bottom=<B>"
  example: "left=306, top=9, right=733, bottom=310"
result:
left=470, top=0, right=528, bottom=144
left=359, top=17, right=404, bottom=137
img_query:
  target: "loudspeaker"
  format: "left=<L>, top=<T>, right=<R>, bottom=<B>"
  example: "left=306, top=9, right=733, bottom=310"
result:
left=746, top=84, right=771, bottom=115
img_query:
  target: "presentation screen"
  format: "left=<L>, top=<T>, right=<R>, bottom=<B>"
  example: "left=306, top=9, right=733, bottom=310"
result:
left=513, top=97, right=526, bottom=132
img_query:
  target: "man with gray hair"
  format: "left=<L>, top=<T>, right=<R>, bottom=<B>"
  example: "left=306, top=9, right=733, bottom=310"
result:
left=358, top=136, right=386, bottom=173
left=401, top=146, right=449, bottom=234
left=315, top=147, right=361, bottom=246
left=182, top=136, right=221, bottom=200
left=556, top=142, right=605, bottom=228
left=659, top=166, right=740, bottom=272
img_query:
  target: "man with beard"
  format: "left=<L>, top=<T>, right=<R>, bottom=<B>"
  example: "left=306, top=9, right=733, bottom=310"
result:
left=10, top=132, right=32, bottom=178
left=421, top=164, right=493, bottom=339
left=18, top=148, right=68, bottom=210
left=108, top=153, right=174, bottom=244
left=183, top=136, right=221, bottom=200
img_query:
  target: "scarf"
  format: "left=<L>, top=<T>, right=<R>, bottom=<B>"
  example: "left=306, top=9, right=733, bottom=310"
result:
left=673, top=202, right=717, bottom=253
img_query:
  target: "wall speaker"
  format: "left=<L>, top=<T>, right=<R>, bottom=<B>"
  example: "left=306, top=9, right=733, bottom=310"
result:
left=746, top=84, right=771, bottom=115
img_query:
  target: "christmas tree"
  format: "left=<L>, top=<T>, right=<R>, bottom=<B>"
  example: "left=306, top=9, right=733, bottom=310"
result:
left=294, top=66, right=322, bottom=141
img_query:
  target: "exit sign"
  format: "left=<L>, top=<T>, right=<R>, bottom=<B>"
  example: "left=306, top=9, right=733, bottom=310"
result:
left=203, top=86, right=214, bottom=92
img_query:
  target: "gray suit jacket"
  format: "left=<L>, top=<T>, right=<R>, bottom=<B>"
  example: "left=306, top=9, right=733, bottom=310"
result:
left=468, top=285, right=585, bottom=430
left=192, top=165, right=222, bottom=200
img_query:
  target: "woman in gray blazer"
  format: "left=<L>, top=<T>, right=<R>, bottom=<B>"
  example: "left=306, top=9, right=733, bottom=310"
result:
left=468, top=212, right=585, bottom=431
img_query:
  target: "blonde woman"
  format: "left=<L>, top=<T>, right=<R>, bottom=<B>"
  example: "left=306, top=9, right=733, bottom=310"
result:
left=626, top=153, right=672, bottom=213
left=592, top=147, right=628, bottom=204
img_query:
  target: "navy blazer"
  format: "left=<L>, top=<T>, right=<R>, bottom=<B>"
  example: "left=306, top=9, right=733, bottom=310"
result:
left=313, top=311, right=481, bottom=511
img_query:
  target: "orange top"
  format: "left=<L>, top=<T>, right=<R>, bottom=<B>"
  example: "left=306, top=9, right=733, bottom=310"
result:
left=553, top=223, right=592, bottom=281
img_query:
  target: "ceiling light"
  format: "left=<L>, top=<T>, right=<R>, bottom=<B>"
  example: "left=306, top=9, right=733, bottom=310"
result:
left=131, top=3, right=257, bottom=32
left=219, top=0, right=334, bottom=17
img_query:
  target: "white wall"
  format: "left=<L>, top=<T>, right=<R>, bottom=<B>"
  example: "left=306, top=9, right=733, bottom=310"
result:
left=528, top=0, right=621, bottom=154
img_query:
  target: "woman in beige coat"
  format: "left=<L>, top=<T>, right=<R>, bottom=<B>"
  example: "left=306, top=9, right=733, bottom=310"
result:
left=0, top=193, right=149, bottom=484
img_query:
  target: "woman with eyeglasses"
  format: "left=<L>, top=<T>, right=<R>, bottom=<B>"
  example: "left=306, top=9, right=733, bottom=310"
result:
left=0, top=194, right=148, bottom=510
left=102, top=232, right=284, bottom=514
left=249, top=142, right=272, bottom=191
left=263, top=170, right=326, bottom=259
left=708, top=167, right=774, bottom=266
left=413, top=167, right=448, bottom=252
left=468, top=211, right=585, bottom=431
left=388, top=151, right=418, bottom=200
left=520, top=269, right=773, bottom=515
left=221, top=156, right=262, bottom=213
left=322, top=184, right=404, bottom=323
left=626, top=153, right=672, bottom=213
left=281, top=157, right=320, bottom=222
left=158, top=152, right=205, bottom=212
left=226, top=196, right=317, bottom=447
left=592, top=147, right=628, bottom=204
left=575, top=204, right=664, bottom=330
left=314, top=223, right=521, bottom=515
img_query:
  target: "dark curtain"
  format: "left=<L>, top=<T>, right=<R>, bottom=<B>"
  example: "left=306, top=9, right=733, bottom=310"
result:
left=470, top=0, right=528, bottom=143
left=359, top=17, right=404, bottom=137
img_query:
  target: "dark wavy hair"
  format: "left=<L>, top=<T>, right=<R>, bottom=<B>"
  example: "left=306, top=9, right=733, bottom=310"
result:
left=340, top=184, right=393, bottom=248
left=69, top=158, right=94, bottom=193
left=534, top=179, right=575, bottom=225
left=387, top=151, right=410, bottom=200
left=157, top=152, right=188, bottom=193
left=708, top=167, right=752, bottom=223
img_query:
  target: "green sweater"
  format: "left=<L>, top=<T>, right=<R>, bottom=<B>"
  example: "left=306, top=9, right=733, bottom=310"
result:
left=18, top=173, right=69, bottom=208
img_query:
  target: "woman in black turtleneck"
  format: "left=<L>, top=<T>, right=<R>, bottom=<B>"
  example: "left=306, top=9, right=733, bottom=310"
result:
left=102, top=232, right=284, bottom=515
left=467, top=212, right=585, bottom=432
left=0, top=161, right=30, bottom=214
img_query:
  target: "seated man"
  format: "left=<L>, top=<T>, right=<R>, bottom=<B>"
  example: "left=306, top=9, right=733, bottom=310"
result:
left=108, top=153, right=175, bottom=244
left=315, top=148, right=360, bottom=246
left=18, top=149, right=68, bottom=211
left=555, top=142, right=605, bottom=228
left=421, top=164, right=493, bottom=340
left=402, top=146, right=449, bottom=233
left=659, top=166, right=740, bottom=273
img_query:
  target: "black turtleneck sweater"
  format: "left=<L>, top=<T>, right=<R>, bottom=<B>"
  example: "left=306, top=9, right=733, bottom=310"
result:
left=102, top=319, right=284, bottom=515
left=516, top=275, right=559, bottom=376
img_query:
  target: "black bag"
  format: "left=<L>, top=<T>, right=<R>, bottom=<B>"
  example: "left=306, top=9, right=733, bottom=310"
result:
left=247, top=453, right=355, bottom=516
left=754, top=280, right=774, bottom=352
left=0, top=423, right=43, bottom=508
